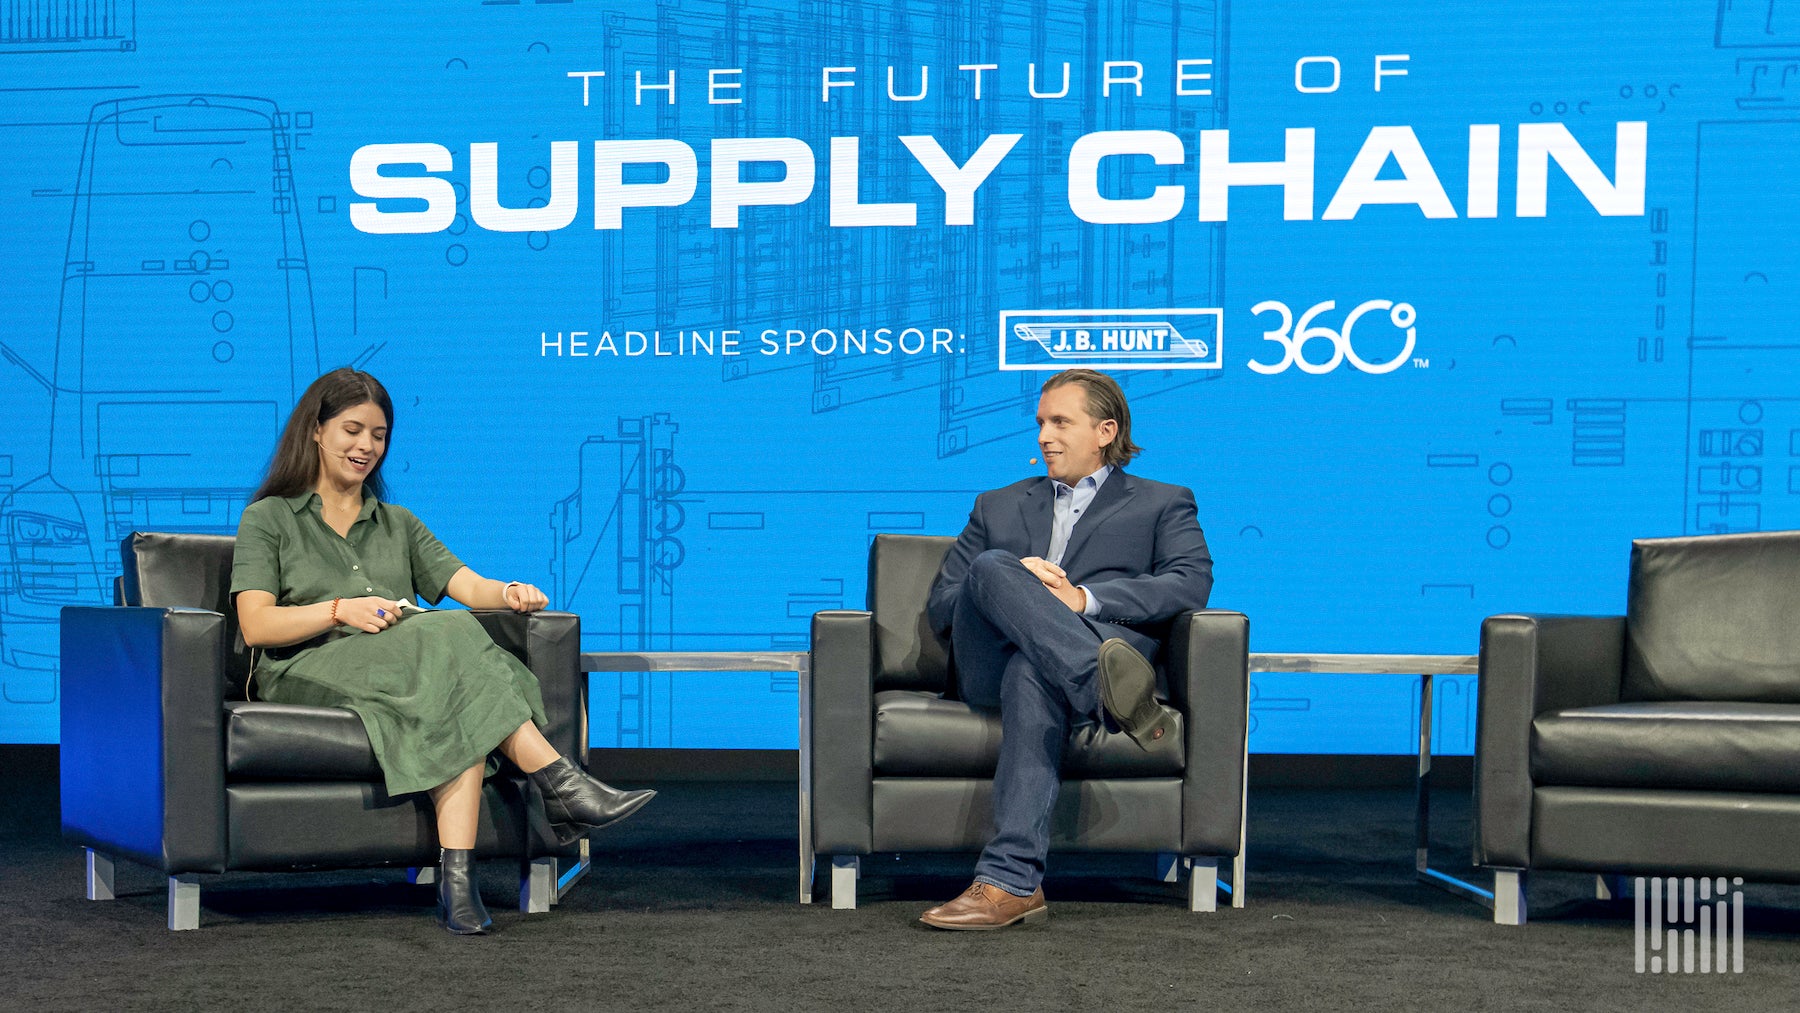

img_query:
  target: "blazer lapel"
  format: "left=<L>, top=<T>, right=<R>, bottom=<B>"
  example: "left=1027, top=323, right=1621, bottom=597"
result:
left=1061, top=470, right=1133, bottom=570
left=1019, top=479, right=1054, bottom=558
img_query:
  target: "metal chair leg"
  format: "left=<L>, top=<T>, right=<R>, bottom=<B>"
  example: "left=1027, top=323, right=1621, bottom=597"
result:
left=1189, top=857, right=1220, bottom=913
left=85, top=849, right=115, bottom=901
left=1493, top=870, right=1527, bottom=925
left=1156, top=853, right=1180, bottom=883
left=557, top=840, right=592, bottom=903
left=521, top=841, right=591, bottom=913
left=830, top=855, right=859, bottom=910
left=1160, top=853, right=1232, bottom=912
left=522, top=857, right=556, bottom=913
left=168, top=875, right=200, bottom=931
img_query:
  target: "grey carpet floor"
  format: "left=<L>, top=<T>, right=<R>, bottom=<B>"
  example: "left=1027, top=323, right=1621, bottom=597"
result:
left=3, top=749, right=1795, bottom=1012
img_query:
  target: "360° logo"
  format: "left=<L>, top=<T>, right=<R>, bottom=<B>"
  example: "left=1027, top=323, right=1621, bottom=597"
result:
left=1247, top=299, right=1418, bottom=375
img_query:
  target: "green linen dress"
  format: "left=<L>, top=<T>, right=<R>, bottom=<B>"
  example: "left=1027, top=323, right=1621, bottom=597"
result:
left=229, top=491, right=548, bottom=796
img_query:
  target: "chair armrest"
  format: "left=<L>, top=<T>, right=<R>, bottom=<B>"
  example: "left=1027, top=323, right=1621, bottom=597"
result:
left=1474, top=613, right=1626, bottom=869
left=809, top=610, right=875, bottom=854
left=471, top=610, right=584, bottom=765
left=59, top=606, right=229, bottom=873
left=1166, top=609, right=1250, bottom=856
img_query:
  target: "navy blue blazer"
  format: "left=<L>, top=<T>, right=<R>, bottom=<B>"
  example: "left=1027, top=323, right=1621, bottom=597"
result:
left=927, top=469, right=1214, bottom=663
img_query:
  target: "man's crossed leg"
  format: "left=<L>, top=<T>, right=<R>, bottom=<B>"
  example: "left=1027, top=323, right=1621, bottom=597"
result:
left=920, top=550, right=1160, bottom=930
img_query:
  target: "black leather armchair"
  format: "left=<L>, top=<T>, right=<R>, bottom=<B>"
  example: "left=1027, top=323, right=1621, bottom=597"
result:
left=1475, top=530, right=1800, bottom=924
left=60, top=532, right=589, bottom=929
left=809, top=534, right=1249, bottom=911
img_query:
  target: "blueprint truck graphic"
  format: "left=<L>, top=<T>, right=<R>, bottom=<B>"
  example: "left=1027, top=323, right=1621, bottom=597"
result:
left=0, top=95, right=319, bottom=703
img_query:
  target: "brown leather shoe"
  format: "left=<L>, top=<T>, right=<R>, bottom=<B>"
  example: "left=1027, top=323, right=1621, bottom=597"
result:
left=919, top=882, right=1048, bottom=930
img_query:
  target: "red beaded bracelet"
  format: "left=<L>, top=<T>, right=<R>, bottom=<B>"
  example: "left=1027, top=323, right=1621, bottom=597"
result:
left=329, top=597, right=342, bottom=624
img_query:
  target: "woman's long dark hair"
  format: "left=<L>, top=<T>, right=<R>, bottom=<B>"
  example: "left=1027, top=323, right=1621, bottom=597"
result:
left=252, top=368, right=396, bottom=502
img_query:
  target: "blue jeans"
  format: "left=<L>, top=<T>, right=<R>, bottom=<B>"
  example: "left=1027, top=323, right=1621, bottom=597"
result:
left=952, top=549, right=1106, bottom=896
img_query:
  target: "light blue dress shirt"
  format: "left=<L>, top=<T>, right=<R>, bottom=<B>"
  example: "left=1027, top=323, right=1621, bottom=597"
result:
left=1048, top=464, right=1111, bottom=616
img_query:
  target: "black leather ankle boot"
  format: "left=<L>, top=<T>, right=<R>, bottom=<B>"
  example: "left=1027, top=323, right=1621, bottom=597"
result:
left=528, top=757, right=656, bottom=845
left=437, top=848, right=492, bottom=935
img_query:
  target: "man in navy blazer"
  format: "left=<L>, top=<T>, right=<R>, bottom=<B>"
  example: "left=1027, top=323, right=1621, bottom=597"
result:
left=919, top=369, right=1214, bottom=930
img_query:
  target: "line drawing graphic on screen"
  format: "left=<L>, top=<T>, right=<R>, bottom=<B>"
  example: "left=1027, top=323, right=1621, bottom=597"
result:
left=936, top=0, right=1228, bottom=456
left=0, top=0, right=136, bottom=54
left=550, top=416, right=980, bottom=746
left=1717, top=0, right=1798, bottom=48
left=4, top=0, right=1800, bottom=752
left=1687, top=117, right=1800, bottom=535
left=0, top=95, right=318, bottom=714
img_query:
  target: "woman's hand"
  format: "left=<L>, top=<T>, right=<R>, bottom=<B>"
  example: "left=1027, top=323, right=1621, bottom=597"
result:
left=336, top=595, right=403, bottom=633
left=502, top=582, right=549, bottom=613
left=444, top=567, right=549, bottom=612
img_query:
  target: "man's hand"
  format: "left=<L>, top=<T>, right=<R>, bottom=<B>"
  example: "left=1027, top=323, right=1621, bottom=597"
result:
left=1019, top=556, right=1086, bottom=613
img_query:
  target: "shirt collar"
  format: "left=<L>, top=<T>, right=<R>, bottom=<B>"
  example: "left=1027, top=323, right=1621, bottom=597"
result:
left=278, top=489, right=382, bottom=524
left=1052, top=463, right=1113, bottom=495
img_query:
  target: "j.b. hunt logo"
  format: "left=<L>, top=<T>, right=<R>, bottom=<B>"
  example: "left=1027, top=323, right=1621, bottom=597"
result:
left=999, top=308, right=1223, bottom=371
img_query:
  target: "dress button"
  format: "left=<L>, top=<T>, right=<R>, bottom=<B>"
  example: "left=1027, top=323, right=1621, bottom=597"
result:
left=365, top=586, right=373, bottom=592
left=352, top=565, right=360, bottom=570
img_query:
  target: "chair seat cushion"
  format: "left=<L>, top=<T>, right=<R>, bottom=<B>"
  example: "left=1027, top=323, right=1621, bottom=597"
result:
left=226, top=701, right=382, bottom=781
left=872, top=690, right=1184, bottom=777
left=1532, top=701, right=1800, bottom=793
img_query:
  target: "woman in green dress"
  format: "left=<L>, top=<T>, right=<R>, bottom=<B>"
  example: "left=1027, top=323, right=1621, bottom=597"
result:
left=232, top=368, right=654, bottom=935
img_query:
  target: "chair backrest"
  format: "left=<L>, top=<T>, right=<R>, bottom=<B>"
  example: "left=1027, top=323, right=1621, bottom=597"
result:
left=1624, top=530, right=1800, bottom=702
left=868, top=533, right=955, bottom=693
left=120, top=532, right=252, bottom=700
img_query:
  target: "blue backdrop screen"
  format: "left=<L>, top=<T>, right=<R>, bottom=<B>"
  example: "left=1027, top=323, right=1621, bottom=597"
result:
left=2, top=1, right=1792, bottom=754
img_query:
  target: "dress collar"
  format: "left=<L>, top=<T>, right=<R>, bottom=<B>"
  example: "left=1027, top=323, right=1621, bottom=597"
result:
left=277, top=489, right=382, bottom=524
